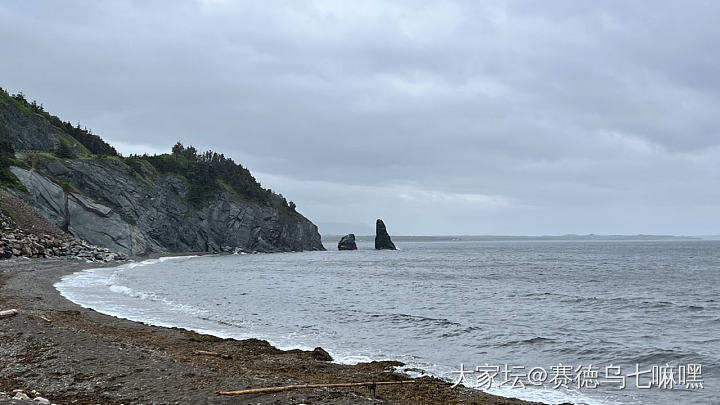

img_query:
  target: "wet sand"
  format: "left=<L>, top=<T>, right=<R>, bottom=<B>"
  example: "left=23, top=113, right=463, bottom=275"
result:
left=0, top=258, right=547, bottom=404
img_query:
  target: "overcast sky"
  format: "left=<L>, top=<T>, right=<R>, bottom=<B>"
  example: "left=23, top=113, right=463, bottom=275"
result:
left=1, top=1, right=719, bottom=235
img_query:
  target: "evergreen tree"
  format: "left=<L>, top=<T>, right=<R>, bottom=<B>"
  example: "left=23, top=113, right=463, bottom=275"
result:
left=56, top=142, right=76, bottom=159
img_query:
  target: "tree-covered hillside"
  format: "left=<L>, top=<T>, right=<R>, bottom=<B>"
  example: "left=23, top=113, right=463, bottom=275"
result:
left=0, top=87, right=118, bottom=156
left=128, top=143, right=296, bottom=211
left=0, top=87, right=297, bottom=213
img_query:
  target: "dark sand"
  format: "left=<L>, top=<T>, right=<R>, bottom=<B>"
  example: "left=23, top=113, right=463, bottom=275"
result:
left=0, top=258, right=547, bottom=405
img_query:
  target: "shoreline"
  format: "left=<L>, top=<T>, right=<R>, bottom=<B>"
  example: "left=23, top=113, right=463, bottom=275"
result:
left=0, top=257, right=547, bottom=405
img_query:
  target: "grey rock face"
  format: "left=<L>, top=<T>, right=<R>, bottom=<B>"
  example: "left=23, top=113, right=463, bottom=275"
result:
left=337, top=234, right=357, bottom=250
left=9, top=167, right=67, bottom=227
left=67, top=193, right=133, bottom=254
left=374, top=219, right=396, bottom=250
left=9, top=159, right=324, bottom=256
left=0, top=102, right=60, bottom=152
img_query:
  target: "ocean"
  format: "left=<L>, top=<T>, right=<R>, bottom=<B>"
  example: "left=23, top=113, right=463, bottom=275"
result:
left=55, top=239, right=720, bottom=404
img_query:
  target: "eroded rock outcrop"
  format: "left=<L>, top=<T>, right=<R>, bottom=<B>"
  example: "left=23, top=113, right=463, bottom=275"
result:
left=337, top=234, right=357, bottom=250
left=374, top=219, right=396, bottom=250
left=8, top=161, right=324, bottom=256
left=1, top=91, right=324, bottom=257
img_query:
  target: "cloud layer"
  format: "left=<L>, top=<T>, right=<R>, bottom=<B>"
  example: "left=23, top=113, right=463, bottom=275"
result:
left=1, top=0, right=718, bottom=234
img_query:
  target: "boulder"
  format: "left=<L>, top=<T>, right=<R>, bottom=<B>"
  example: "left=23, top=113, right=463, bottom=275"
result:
left=12, top=392, right=30, bottom=401
left=374, top=219, right=396, bottom=250
left=311, top=347, right=333, bottom=361
left=337, top=234, right=357, bottom=250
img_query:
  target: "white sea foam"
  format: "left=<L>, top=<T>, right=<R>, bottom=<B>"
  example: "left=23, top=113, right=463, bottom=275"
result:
left=335, top=354, right=375, bottom=365
left=56, top=255, right=205, bottom=318
left=55, top=256, right=617, bottom=405
left=54, top=243, right=713, bottom=405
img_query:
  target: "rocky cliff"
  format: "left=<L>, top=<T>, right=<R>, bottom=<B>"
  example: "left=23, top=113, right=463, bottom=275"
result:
left=0, top=89, right=324, bottom=256
left=0, top=98, right=60, bottom=152
left=337, top=233, right=357, bottom=250
left=374, top=219, right=397, bottom=250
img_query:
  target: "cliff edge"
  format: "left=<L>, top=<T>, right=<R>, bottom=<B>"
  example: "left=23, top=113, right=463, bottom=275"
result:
left=0, top=88, right=324, bottom=256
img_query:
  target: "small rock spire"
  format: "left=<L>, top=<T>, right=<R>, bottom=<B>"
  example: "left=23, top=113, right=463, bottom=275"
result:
left=374, top=219, right=396, bottom=250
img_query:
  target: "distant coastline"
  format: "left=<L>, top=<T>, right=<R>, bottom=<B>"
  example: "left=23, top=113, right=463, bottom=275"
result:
left=322, top=234, right=702, bottom=243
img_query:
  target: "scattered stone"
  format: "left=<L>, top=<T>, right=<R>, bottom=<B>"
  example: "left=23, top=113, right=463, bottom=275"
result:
left=13, top=391, right=31, bottom=401
left=311, top=347, right=333, bottom=361
left=0, top=210, right=124, bottom=262
left=337, top=234, right=357, bottom=251
left=374, top=219, right=397, bottom=250
left=0, top=309, right=18, bottom=318
left=33, top=396, right=51, bottom=404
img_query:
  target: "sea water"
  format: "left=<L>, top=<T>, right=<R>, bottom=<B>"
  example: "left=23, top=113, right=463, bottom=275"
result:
left=56, top=239, right=720, bottom=404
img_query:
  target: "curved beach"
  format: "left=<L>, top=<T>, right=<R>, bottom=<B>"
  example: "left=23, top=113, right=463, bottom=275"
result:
left=0, top=257, right=544, bottom=405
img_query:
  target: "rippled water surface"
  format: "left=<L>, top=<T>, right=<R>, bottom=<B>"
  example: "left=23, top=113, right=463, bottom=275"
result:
left=56, top=240, right=720, bottom=404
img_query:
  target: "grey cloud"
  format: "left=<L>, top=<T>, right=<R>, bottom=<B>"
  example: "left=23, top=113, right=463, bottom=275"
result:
left=1, top=0, right=718, bottom=234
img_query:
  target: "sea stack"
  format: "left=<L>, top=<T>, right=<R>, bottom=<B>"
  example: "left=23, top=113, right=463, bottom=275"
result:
left=374, top=219, right=397, bottom=250
left=338, top=234, right=357, bottom=250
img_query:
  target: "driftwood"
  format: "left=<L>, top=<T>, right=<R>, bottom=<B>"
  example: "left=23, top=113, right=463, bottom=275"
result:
left=193, top=350, right=231, bottom=359
left=218, top=380, right=416, bottom=396
left=0, top=309, right=18, bottom=318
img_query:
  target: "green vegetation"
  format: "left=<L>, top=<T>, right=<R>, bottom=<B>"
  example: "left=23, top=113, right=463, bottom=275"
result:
left=0, top=141, right=27, bottom=191
left=0, top=88, right=33, bottom=115
left=57, top=179, right=80, bottom=194
left=57, top=121, right=118, bottom=156
left=119, top=156, right=153, bottom=186
left=55, top=138, right=77, bottom=159
left=25, top=152, right=59, bottom=170
left=135, top=142, right=296, bottom=212
left=58, top=132, right=90, bottom=156
left=0, top=87, right=299, bottom=214
left=0, top=87, right=118, bottom=157
left=3, top=208, right=18, bottom=225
